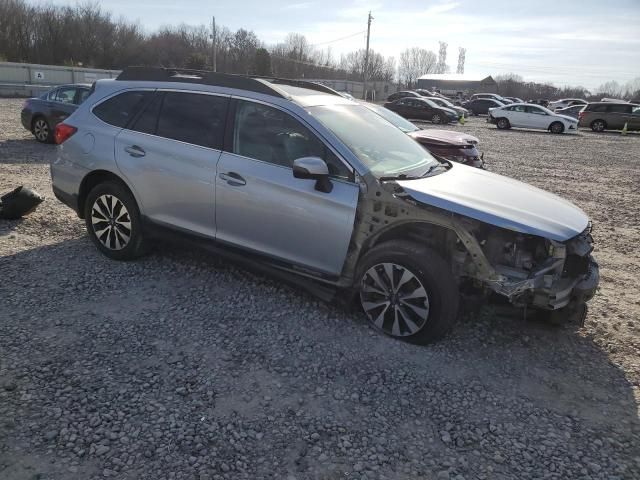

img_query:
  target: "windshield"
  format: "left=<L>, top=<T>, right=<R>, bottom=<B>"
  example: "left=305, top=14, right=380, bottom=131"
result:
left=433, top=98, right=454, bottom=108
left=361, top=102, right=419, bottom=133
left=309, top=104, right=440, bottom=178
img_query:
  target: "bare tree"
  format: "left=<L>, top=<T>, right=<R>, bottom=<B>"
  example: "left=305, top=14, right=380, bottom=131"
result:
left=398, top=47, right=437, bottom=88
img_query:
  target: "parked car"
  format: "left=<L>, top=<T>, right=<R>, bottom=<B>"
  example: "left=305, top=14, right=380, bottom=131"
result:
left=470, top=93, right=511, bottom=104
left=555, top=104, right=586, bottom=119
left=462, top=98, right=505, bottom=115
left=548, top=98, right=587, bottom=111
left=51, top=67, right=599, bottom=344
left=361, top=102, right=484, bottom=168
left=424, top=97, right=470, bottom=118
left=528, top=99, right=550, bottom=108
left=21, top=84, right=92, bottom=143
left=386, top=90, right=421, bottom=102
left=384, top=97, right=459, bottom=123
left=578, top=102, right=640, bottom=132
left=488, top=103, right=578, bottom=134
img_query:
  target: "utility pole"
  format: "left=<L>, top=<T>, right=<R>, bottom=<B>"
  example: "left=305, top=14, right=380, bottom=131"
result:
left=211, top=16, right=217, bottom=72
left=362, top=11, right=373, bottom=100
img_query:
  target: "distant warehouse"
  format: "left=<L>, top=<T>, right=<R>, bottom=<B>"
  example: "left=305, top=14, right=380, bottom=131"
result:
left=417, top=74, right=497, bottom=95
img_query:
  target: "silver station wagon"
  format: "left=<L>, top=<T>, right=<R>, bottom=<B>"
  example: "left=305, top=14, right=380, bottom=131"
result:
left=50, top=67, right=599, bottom=344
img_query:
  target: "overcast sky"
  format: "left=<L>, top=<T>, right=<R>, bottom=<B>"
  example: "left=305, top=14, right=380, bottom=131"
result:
left=31, top=0, right=640, bottom=90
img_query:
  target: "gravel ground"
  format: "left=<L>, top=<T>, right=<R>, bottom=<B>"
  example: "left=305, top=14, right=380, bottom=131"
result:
left=1, top=97, right=639, bottom=480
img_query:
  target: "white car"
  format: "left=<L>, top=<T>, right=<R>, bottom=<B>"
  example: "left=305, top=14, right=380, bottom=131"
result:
left=488, top=103, right=579, bottom=134
left=548, top=98, right=587, bottom=111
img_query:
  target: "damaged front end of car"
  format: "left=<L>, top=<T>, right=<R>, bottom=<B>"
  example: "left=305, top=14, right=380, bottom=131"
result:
left=454, top=219, right=599, bottom=321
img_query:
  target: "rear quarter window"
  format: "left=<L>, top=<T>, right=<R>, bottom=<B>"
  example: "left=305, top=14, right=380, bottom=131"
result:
left=93, top=91, right=154, bottom=128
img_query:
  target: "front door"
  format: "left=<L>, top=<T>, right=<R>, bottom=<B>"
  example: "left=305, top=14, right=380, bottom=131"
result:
left=114, top=91, right=230, bottom=237
left=49, top=86, right=79, bottom=125
left=215, top=99, right=359, bottom=276
left=526, top=105, right=551, bottom=129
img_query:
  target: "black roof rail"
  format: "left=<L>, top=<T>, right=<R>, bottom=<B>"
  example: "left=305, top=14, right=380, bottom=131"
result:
left=116, top=67, right=342, bottom=99
left=116, top=66, right=285, bottom=98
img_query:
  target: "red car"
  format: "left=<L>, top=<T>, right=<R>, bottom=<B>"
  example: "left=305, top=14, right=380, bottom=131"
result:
left=362, top=102, right=484, bottom=168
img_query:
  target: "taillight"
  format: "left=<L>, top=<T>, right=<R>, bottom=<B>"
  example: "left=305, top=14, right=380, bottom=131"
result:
left=54, top=123, right=77, bottom=144
left=578, top=111, right=585, bottom=120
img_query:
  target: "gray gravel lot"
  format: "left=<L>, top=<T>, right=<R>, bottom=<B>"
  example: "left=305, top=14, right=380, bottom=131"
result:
left=1, top=97, right=639, bottom=480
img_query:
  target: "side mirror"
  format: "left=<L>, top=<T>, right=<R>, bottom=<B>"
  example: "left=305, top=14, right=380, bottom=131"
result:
left=292, top=157, right=333, bottom=193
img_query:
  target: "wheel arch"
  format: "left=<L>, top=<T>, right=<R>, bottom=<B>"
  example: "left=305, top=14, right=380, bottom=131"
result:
left=77, top=170, right=139, bottom=219
left=30, top=114, right=47, bottom=131
left=355, top=221, right=457, bottom=278
left=590, top=118, right=607, bottom=130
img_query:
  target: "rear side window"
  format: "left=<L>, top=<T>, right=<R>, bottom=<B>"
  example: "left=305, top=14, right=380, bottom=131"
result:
left=155, top=92, right=228, bottom=149
left=93, top=91, right=153, bottom=128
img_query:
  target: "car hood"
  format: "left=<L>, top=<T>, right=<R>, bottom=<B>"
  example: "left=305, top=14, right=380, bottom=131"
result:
left=440, top=107, right=458, bottom=116
left=396, top=162, right=589, bottom=241
left=408, top=129, right=479, bottom=146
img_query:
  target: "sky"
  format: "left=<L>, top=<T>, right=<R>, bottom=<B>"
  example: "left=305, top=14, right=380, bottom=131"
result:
left=31, top=0, right=640, bottom=90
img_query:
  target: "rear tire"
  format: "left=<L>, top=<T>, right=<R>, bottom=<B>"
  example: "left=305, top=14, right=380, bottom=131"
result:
left=357, top=241, right=459, bottom=344
left=431, top=113, right=442, bottom=124
left=550, top=121, right=564, bottom=134
left=32, top=117, right=53, bottom=143
left=496, top=118, right=510, bottom=130
left=84, top=181, right=147, bottom=261
left=590, top=119, right=606, bottom=132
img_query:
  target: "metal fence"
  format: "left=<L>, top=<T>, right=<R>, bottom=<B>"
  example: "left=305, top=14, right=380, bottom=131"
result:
left=0, top=62, right=121, bottom=97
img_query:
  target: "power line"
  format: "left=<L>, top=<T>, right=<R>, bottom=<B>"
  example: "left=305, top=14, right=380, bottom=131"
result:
left=310, top=30, right=366, bottom=47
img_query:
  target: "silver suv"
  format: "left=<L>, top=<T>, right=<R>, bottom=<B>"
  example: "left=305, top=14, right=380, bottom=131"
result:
left=51, top=67, right=599, bottom=344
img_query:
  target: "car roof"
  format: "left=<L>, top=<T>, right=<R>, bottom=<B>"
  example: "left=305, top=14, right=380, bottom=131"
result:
left=50, top=83, right=92, bottom=89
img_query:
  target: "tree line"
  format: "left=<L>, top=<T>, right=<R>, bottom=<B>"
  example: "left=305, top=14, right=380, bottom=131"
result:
left=0, top=0, right=442, bottom=85
left=494, top=74, right=640, bottom=102
left=1, top=0, right=636, bottom=99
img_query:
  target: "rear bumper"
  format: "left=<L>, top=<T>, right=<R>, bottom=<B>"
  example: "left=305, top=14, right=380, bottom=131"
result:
left=21, top=109, right=32, bottom=131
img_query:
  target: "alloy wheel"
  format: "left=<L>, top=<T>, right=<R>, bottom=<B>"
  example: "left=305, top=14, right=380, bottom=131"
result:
left=551, top=123, right=564, bottom=134
left=360, top=262, right=430, bottom=337
left=33, top=119, right=49, bottom=142
left=432, top=114, right=441, bottom=124
left=91, top=194, right=132, bottom=250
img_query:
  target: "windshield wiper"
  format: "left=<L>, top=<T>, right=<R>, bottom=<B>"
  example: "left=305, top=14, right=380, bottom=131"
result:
left=421, top=163, right=448, bottom=176
left=378, top=173, right=423, bottom=181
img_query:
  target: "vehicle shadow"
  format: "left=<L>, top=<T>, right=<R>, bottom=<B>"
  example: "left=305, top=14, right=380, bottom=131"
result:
left=0, top=217, right=23, bottom=235
left=0, top=139, right=55, bottom=165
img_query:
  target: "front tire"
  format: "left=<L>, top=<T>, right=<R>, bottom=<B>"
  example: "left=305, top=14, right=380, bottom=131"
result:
left=550, top=121, right=564, bottom=134
left=496, top=118, right=510, bottom=130
left=84, top=181, right=147, bottom=261
left=32, top=117, right=53, bottom=143
left=590, top=120, right=606, bottom=132
left=431, top=113, right=442, bottom=124
left=357, top=241, right=459, bottom=344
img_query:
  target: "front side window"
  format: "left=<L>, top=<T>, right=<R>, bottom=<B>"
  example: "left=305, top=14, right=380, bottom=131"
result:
left=527, top=106, right=547, bottom=115
left=513, top=105, right=527, bottom=112
left=77, top=88, right=91, bottom=104
left=55, top=87, right=77, bottom=104
left=155, top=92, right=228, bottom=149
left=93, top=91, right=153, bottom=128
left=233, top=100, right=350, bottom=179
left=608, top=104, right=632, bottom=113
left=309, top=104, right=440, bottom=178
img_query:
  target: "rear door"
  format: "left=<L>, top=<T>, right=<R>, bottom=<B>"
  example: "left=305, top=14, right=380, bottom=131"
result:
left=214, top=99, right=359, bottom=276
left=114, top=90, right=229, bottom=237
left=629, top=107, right=640, bottom=130
left=608, top=104, right=633, bottom=129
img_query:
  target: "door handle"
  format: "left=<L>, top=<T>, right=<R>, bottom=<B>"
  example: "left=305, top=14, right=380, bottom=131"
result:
left=219, top=172, right=246, bottom=186
left=124, top=145, right=146, bottom=158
